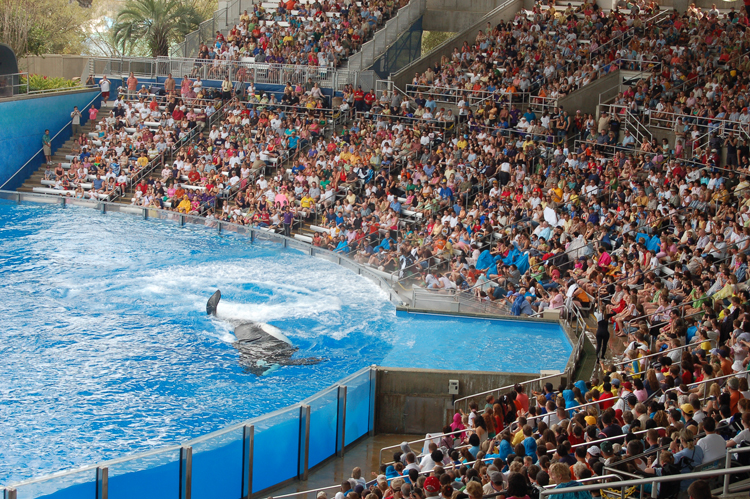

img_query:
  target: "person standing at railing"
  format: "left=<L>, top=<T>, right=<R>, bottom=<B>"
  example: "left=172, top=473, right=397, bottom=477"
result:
left=126, top=72, right=138, bottom=100
left=42, top=129, right=52, bottom=164
left=71, top=106, right=82, bottom=137
left=99, top=76, right=111, bottom=105
left=164, top=74, right=176, bottom=96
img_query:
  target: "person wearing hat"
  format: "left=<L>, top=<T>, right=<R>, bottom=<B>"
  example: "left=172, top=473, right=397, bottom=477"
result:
left=599, top=441, right=615, bottom=465
left=681, top=403, right=698, bottom=430
left=423, top=476, right=440, bottom=498
left=482, top=471, right=505, bottom=495
left=586, top=445, right=601, bottom=465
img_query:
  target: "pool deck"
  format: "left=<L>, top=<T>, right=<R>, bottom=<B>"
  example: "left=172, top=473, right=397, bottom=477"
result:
left=262, top=433, right=421, bottom=499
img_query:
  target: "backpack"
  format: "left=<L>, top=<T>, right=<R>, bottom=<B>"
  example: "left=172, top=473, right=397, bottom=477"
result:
left=734, top=440, right=750, bottom=467
left=656, top=463, right=682, bottom=499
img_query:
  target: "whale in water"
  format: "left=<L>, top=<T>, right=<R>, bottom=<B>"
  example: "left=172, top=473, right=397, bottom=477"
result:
left=206, top=290, right=322, bottom=376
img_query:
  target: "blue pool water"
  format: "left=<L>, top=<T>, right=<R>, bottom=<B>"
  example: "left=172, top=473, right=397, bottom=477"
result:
left=0, top=201, right=571, bottom=484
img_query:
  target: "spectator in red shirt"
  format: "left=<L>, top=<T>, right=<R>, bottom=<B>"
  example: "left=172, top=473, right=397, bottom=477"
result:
left=598, top=382, right=615, bottom=410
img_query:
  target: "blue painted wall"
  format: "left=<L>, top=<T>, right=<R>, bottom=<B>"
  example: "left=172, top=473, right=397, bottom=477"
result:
left=0, top=90, right=101, bottom=190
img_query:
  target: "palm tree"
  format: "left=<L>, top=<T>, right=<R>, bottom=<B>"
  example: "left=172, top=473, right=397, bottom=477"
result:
left=113, top=0, right=203, bottom=57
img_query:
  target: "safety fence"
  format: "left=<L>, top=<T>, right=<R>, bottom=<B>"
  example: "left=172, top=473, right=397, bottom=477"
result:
left=88, top=56, right=353, bottom=90
left=0, top=352, right=376, bottom=499
left=0, top=73, right=97, bottom=99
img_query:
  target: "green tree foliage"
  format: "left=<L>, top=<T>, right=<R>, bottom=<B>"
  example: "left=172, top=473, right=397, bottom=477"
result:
left=113, top=0, right=205, bottom=57
left=421, top=31, right=455, bottom=57
left=0, top=0, right=90, bottom=56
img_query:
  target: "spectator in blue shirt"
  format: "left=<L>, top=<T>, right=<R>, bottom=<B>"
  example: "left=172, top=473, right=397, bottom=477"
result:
left=390, top=198, right=402, bottom=214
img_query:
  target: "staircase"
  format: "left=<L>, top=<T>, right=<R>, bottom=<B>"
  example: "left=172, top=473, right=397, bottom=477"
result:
left=17, top=120, right=100, bottom=195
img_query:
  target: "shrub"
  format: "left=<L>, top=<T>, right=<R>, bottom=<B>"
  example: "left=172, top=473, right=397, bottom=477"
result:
left=20, top=74, right=81, bottom=92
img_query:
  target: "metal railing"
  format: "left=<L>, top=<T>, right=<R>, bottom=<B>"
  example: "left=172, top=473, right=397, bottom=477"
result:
left=89, top=57, right=348, bottom=90
left=0, top=72, right=96, bottom=98
left=544, top=427, right=666, bottom=456
left=723, top=447, right=750, bottom=495
left=452, top=369, right=566, bottom=413
left=377, top=429, right=465, bottom=465
left=345, top=0, right=426, bottom=72
left=403, top=84, right=523, bottom=108
left=611, top=341, right=694, bottom=368
left=663, top=371, right=741, bottom=398
left=539, top=465, right=750, bottom=498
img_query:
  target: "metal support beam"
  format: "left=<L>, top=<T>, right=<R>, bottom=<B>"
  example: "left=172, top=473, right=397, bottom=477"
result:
left=242, top=425, right=254, bottom=498
left=368, top=366, right=377, bottom=436
left=217, top=221, right=222, bottom=233
left=60, top=197, right=66, bottom=208
left=336, top=385, right=348, bottom=457
left=6, top=489, right=17, bottom=499
left=179, top=215, right=184, bottom=226
left=298, top=404, right=311, bottom=480
left=96, top=466, right=108, bottom=499
left=100, top=203, right=106, bottom=214
left=179, top=446, right=192, bottom=499
left=142, top=208, right=148, bottom=219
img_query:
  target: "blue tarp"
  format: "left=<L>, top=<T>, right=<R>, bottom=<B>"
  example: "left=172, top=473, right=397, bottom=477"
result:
left=635, top=232, right=661, bottom=252
left=477, top=248, right=530, bottom=277
left=476, top=250, right=498, bottom=277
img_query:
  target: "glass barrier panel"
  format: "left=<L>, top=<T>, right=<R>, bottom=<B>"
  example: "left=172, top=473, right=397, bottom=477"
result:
left=106, top=446, right=181, bottom=499
left=344, top=370, right=371, bottom=446
left=305, top=387, right=338, bottom=468
left=251, top=406, right=300, bottom=493
left=15, top=468, right=96, bottom=499
left=189, top=425, right=244, bottom=499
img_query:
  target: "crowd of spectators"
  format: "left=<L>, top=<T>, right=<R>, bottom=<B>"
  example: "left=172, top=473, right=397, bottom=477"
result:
left=191, top=0, right=410, bottom=78
left=404, top=1, right=672, bottom=115
left=361, top=365, right=749, bottom=499
left=39, top=91, right=217, bottom=202
left=31, top=2, right=750, bottom=495
left=38, top=2, right=750, bottom=369
left=594, top=5, right=750, bottom=163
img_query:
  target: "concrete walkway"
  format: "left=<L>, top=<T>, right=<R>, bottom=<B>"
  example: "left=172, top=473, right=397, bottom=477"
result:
left=265, top=433, right=421, bottom=499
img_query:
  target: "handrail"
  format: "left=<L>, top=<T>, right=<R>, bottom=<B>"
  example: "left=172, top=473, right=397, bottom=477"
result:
left=545, top=427, right=668, bottom=456
left=271, top=484, right=341, bottom=499
left=621, top=309, right=708, bottom=347
left=664, top=371, right=739, bottom=395
left=378, top=429, right=466, bottom=465
left=612, top=341, right=693, bottom=368
left=539, top=465, right=750, bottom=497
left=0, top=90, right=102, bottom=191
left=723, top=446, right=750, bottom=495
left=541, top=474, right=623, bottom=489
left=525, top=396, right=604, bottom=424
left=453, top=370, right=563, bottom=411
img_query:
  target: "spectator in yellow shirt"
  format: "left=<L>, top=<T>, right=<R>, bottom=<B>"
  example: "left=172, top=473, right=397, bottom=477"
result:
left=176, top=195, right=192, bottom=214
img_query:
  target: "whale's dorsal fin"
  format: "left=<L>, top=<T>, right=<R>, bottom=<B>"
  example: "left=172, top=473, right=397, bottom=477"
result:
left=207, top=290, right=221, bottom=316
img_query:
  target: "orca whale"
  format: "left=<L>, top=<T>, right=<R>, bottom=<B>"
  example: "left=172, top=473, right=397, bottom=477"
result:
left=206, top=290, right=322, bottom=376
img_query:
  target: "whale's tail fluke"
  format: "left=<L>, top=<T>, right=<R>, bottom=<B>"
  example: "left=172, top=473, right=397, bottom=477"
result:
left=207, top=290, right=221, bottom=316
